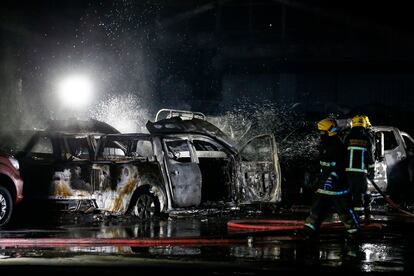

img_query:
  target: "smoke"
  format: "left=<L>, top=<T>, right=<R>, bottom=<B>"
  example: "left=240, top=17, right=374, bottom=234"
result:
left=89, top=93, right=151, bottom=133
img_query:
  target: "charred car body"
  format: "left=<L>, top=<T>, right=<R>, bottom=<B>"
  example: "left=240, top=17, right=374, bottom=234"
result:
left=85, top=110, right=281, bottom=217
left=0, top=119, right=119, bottom=226
left=1, top=111, right=281, bottom=220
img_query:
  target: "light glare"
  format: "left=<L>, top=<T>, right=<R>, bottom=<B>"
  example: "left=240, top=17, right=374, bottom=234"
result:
left=58, top=75, right=93, bottom=108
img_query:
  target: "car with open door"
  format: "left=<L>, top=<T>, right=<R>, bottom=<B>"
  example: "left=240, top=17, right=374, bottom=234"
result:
left=90, top=109, right=282, bottom=218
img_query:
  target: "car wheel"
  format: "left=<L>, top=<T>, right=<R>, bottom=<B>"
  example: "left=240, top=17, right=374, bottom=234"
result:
left=132, top=191, right=160, bottom=219
left=0, top=186, right=13, bottom=227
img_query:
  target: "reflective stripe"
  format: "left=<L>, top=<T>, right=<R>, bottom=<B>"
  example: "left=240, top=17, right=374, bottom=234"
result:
left=353, top=207, right=365, bottom=211
left=323, top=177, right=333, bottom=190
left=348, top=146, right=367, bottom=151
left=347, top=228, right=358, bottom=234
left=349, top=148, right=354, bottom=169
left=346, top=168, right=367, bottom=173
left=361, top=149, right=365, bottom=171
left=347, top=146, right=368, bottom=172
left=368, top=164, right=375, bottom=168
left=304, top=223, right=316, bottom=231
left=348, top=208, right=360, bottom=228
left=316, top=189, right=350, bottom=195
left=330, top=171, right=338, bottom=178
left=320, top=161, right=336, bottom=167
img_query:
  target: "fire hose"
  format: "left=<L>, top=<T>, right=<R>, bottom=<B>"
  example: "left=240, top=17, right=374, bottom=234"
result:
left=227, top=219, right=383, bottom=232
left=368, top=178, right=414, bottom=217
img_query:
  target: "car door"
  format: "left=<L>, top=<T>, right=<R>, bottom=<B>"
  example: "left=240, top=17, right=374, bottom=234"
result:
left=163, top=137, right=202, bottom=207
left=371, top=131, right=388, bottom=192
left=236, top=134, right=281, bottom=203
left=374, top=129, right=405, bottom=193
left=19, top=133, right=59, bottom=200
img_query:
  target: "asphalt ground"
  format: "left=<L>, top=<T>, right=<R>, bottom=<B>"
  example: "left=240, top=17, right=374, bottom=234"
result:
left=1, top=206, right=414, bottom=275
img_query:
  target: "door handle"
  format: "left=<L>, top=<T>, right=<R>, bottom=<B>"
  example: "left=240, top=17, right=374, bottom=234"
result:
left=171, top=170, right=179, bottom=175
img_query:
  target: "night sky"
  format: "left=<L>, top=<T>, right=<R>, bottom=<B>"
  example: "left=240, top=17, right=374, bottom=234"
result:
left=1, top=0, right=414, bottom=133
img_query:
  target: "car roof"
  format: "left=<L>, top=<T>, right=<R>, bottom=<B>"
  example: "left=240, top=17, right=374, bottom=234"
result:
left=102, top=133, right=151, bottom=139
left=46, top=119, right=120, bottom=134
left=372, top=126, right=397, bottom=131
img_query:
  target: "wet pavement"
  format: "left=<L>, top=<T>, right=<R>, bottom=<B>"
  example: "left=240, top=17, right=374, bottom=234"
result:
left=1, top=207, right=414, bottom=275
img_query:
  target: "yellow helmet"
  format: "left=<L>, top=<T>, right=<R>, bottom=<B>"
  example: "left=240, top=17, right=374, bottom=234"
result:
left=362, top=115, right=372, bottom=128
left=317, top=118, right=337, bottom=136
left=351, top=115, right=367, bottom=128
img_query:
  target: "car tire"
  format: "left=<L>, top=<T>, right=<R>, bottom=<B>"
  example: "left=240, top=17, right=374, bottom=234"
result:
left=131, top=190, right=160, bottom=219
left=0, top=186, right=13, bottom=227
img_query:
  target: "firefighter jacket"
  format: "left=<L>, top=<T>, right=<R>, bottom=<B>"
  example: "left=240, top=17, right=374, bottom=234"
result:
left=315, top=134, right=349, bottom=195
left=344, top=126, right=375, bottom=174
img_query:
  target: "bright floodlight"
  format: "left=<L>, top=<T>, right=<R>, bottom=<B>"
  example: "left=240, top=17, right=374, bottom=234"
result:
left=58, top=75, right=93, bottom=108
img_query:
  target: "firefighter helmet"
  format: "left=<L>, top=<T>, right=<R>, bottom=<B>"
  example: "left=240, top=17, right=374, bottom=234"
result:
left=317, top=118, right=337, bottom=136
left=351, top=115, right=367, bottom=128
left=362, top=115, right=372, bottom=128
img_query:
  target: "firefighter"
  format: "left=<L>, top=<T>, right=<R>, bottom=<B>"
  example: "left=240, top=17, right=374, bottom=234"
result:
left=301, top=118, right=360, bottom=242
left=344, top=115, right=376, bottom=223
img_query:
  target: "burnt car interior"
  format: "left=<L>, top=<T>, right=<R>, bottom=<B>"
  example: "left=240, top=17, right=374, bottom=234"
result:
left=62, top=135, right=93, bottom=161
left=164, top=136, right=232, bottom=203
left=191, top=136, right=232, bottom=203
left=97, top=135, right=156, bottom=162
left=383, top=130, right=398, bottom=151
left=237, top=135, right=279, bottom=201
left=148, top=109, right=280, bottom=205
left=164, top=139, right=191, bottom=162
left=100, top=140, right=126, bottom=159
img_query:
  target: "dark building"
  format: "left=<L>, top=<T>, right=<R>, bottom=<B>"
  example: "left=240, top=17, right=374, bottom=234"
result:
left=1, top=0, right=413, bottom=131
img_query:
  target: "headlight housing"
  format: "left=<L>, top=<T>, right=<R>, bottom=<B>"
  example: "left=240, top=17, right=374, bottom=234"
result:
left=8, top=157, right=19, bottom=170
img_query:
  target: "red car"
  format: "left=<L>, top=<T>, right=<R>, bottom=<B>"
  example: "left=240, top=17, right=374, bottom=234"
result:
left=0, top=154, right=23, bottom=227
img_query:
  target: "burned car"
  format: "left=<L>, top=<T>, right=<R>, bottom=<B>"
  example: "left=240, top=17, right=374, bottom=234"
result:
left=3, top=110, right=281, bottom=219
left=0, top=119, right=120, bottom=226
left=93, top=114, right=281, bottom=217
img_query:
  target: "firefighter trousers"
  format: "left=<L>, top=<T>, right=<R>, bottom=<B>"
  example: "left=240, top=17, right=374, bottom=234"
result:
left=304, top=193, right=360, bottom=234
left=347, top=172, right=369, bottom=212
